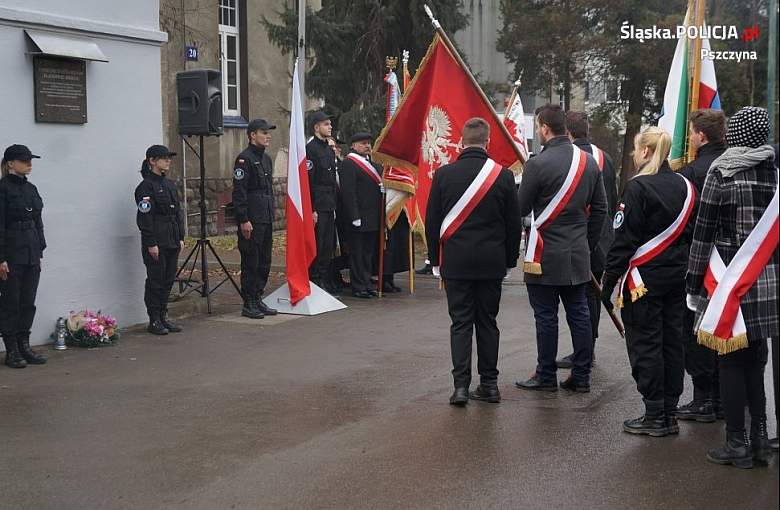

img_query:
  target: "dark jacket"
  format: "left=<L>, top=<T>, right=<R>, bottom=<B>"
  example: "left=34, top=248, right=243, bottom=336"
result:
left=306, top=136, right=338, bottom=212
left=425, top=147, right=522, bottom=280
left=134, top=172, right=185, bottom=249
left=338, top=152, right=383, bottom=232
left=606, top=162, right=696, bottom=294
left=232, top=144, right=274, bottom=225
left=0, top=174, right=46, bottom=265
left=573, top=138, right=618, bottom=273
left=518, top=136, right=608, bottom=286
left=680, top=141, right=727, bottom=193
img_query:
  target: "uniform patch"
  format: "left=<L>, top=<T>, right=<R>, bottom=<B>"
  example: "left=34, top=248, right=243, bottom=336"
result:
left=306, top=160, right=314, bottom=171
left=613, top=203, right=625, bottom=229
left=234, top=167, right=245, bottom=180
left=138, top=198, right=152, bottom=213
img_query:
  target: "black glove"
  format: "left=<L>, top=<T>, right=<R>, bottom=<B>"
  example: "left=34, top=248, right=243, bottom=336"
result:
left=600, top=274, right=619, bottom=311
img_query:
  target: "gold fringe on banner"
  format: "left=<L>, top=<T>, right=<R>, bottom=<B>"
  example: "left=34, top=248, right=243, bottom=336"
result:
left=523, top=262, right=542, bottom=274
left=697, top=330, right=749, bottom=355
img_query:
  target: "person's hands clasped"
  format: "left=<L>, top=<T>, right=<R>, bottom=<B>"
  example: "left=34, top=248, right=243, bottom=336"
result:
left=240, top=221, right=253, bottom=240
left=148, top=246, right=160, bottom=262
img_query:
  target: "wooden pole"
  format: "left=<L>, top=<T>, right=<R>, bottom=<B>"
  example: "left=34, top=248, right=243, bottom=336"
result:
left=686, top=0, right=705, bottom=164
left=590, top=272, right=625, bottom=338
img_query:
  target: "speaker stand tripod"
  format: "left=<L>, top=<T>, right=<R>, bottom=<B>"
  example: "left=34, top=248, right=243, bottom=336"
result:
left=175, top=135, right=241, bottom=313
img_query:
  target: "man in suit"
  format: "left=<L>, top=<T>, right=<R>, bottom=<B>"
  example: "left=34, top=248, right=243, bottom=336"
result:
left=338, top=132, right=383, bottom=298
left=557, top=111, right=617, bottom=368
left=515, top=104, right=607, bottom=393
left=425, top=117, right=522, bottom=406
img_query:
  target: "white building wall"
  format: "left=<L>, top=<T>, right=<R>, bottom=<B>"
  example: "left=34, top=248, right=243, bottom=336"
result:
left=0, top=1, right=166, bottom=346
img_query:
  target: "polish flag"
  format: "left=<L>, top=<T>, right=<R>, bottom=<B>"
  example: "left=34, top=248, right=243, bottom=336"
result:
left=286, top=62, right=316, bottom=304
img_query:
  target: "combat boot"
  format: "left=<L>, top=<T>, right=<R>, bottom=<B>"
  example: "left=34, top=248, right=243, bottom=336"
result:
left=3, top=335, right=26, bottom=369
left=750, top=420, right=772, bottom=467
left=147, top=312, right=169, bottom=335
left=18, top=334, right=46, bottom=364
left=623, top=399, right=670, bottom=437
left=707, top=430, right=753, bottom=469
left=255, top=293, right=277, bottom=316
left=676, top=387, right=716, bottom=422
left=241, top=298, right=264, bottom=319
left=160, top=309, right=182, bottom=333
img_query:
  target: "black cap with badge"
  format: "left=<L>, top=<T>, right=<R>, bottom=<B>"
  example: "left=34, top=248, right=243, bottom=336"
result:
left=145, top=145, right=177, bottom=159
left=247, top=118, right=277, bottom=133
left=3, top=144, right=40, bottom=162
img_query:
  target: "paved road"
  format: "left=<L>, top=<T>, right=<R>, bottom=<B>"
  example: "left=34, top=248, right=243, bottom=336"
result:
left=1, top=272, right=777, bottom=509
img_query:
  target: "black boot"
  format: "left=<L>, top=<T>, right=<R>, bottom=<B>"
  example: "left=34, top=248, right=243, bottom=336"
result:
left=415, top=263, right=433, bottom=275
left=255, top=294, right=278, bottom=316
left=623, top=399, right=670, bottom=437
left=147, top=312, right=169, bottom=335
left=241, top=298, right=264, bottom=319
left=664, top=405, right=680, bottom=435
left=750, top=420, right=772, bottom=467
left=3, top=335, right=26, bottom=369
left=707, top=430, right=753, bottom=469
left=160, top=310, right=182, bottom=333
left=18, top=334, right=46, bottom=365
left=676, top=387, right=716, bottom=422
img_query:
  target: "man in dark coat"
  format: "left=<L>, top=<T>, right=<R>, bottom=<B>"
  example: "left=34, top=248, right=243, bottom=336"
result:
left=557, top=111, right=618, bottom=368
left=338, top=132, right=383, bottom=298
left=515, top=104, right=607, bottom=393
left=676, top=108, right=727, bottom=422
left=425, top=117, right=522, bottom=406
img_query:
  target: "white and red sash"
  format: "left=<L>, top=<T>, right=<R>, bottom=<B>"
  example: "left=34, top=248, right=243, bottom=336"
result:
left=616, top=174, right=695, bottom=307
left=697, top=172, right=779, bottom=354
left=436, top=158, right=503, bottom=266
left=590, top=144, right=605, bottom=172
left=524, top=145, right=587, bottom=274
left=346, top=153, right=382, bottom=185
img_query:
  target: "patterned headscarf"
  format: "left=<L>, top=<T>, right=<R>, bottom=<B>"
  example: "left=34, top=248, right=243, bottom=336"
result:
left=726, top=106, right=770, bottom=148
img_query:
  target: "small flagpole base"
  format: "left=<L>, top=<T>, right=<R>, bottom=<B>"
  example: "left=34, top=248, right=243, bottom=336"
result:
left=264, top=281, right=347, bottom=316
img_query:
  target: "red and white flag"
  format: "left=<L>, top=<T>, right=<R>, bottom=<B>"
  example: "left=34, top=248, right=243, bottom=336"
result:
left=503, top=91, right=530, bottom=162
left=285, top=62, right=316, bottom=305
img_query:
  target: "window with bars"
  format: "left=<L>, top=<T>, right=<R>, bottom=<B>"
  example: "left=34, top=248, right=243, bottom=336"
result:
left=219, top=0, right=241, bottom=117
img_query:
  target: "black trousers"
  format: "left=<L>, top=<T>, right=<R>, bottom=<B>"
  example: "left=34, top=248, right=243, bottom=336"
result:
left=586, top=271, right=602, bottom=342
left=0, top=263, right=41, bottom=336
left=349, top=230, right=377, bottom=293
left=238, top=222, right=273, bottom=300
left=683, top=308, right=719, bottom=399
left=142, top=246, right=180, bottom=315
left=622, top=283, right=685, bottom=411
left=719, top=337, right=768, bottom=433
left=313, top=211, right=335, bottom=283
left=527, top=283, right=593, bottom=384
left=444, top=278, right=502, bottom=389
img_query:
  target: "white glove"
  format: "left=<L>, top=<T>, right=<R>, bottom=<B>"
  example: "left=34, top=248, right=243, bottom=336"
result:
left=432, top=266, right=441, bottom=278
left=352, top=219, right=362, bottom=227
left=686, top=294, right=701, bottom=311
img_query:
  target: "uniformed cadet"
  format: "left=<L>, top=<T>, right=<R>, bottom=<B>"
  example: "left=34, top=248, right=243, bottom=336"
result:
left=134, top=145, right=185, bottom=335
left=306, top=111, right=339, bottom=294
left=232, top=119, right=279, bottom=319
left=0, top=145, right=47, bottom=368
left=601, top=127, right=696, bottom=437
left=338, top=132, right=383, bottom=298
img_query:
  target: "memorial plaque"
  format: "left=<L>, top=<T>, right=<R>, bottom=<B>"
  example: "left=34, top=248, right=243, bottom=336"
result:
left=33, top=57, right=87, bottom=124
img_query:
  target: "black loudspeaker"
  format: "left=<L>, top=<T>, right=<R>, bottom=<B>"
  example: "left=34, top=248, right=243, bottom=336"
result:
left=177, top=69, right=223, bottom=136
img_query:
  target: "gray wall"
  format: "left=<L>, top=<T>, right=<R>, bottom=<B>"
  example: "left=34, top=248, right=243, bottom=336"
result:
left=0, top=1, right=167, bottom=346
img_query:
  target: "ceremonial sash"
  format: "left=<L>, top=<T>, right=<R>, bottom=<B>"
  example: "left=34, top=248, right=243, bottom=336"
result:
left=697, top=172, right=779, bottom=354
left=617, top=174, right=695, bottom=308
left=591, top=144, right=605, bottom=172
left=436, top=158, right=503, bottom=265
left=346, top=153, right=382, bottom=185
left=524, top=145, right=587, bottom=274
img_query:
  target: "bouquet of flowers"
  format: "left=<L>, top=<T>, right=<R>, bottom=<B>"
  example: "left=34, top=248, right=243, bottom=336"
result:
left=65, top=310, right=120, bottom=348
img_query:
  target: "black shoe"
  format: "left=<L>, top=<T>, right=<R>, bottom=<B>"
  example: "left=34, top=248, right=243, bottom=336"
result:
left=415, top=263, right=433, bottom=275
left=470, top=385, right=501, bottom=403
left=666, top=416, right=680, bottom=435
left=352, top=291, right=372, bottom=299
left=160, top=311, right=183, bottom=333
left=556, top=353, right=574, bottom=369
left=367, top=289, right=378, bottom=297
left=515, top=373, right=558, bottom=392
left=712, top=399, right=725, bottom=420
left=750, top=420, right=773, bottom=467
left=623, top=399, right=669, bottom=437
left=449, top=387, right=469, bottom=406
left=560, top=376, right=590, bottom=393
left=241, top=300, right=265, bottom=319
left=147, top=319, right=169, bottom=335
left=17, top=334, right=47, bottom=365
left=3, top=336, right=26, bottom=369
left=382, top=280, right=400, bottom=293
left=769, top=437, right=779, bottom=451
left=255, top=298, right=278, bottom=316
left=676, top=399, right=716, bottom=422
left=707, top=430, right=753, bottom=469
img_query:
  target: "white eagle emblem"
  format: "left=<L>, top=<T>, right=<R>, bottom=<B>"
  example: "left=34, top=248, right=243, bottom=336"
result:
left=421, top=106, right=460, bottom=178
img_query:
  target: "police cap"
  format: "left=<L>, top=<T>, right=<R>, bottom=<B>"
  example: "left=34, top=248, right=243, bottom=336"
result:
left=247, top=118, right=277, bottom=133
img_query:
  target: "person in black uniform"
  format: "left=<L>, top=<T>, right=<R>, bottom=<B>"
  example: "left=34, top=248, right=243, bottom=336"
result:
left=0, top=145, right=47, bottom=368
left=676, top=108, right=727, bottom=422
left=232, top=119, right=279, bottom=319
left=135, top=145, right=185, bottom=335
left=338, top=132, right=383, bottom=298
left=425, top=118, right=523, bottom=405
left=557, top=111, right=617, bottom=369
left=306, top=111, right=339, bottom=294
left=382, top=209, right=410, bottom=293
left=329, top=136, right=351, bottom=290
left=601, top=127, right=696, bottom=437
